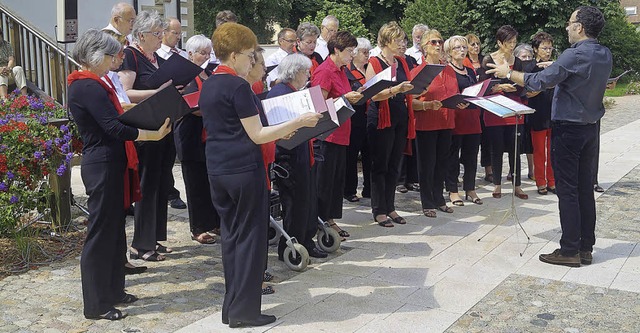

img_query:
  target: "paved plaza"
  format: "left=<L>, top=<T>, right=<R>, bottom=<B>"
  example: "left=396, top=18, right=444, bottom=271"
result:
left=0, top=95, right=639, bottom=333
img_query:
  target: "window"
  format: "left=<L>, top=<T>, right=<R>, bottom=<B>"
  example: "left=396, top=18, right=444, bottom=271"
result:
left=625, top=6, right=637, bottom=16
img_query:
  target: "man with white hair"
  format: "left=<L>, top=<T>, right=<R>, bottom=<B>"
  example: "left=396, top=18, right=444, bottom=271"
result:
left=406, top=24, right=429, bottom=64
left=314, top=15, right=338, bottom=59
left=103, top=2, right=136, bottom=45
left=156, top=17, right=188, bottom=60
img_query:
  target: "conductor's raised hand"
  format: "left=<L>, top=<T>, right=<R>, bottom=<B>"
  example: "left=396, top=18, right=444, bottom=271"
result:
left=537, top=61, right=553, bottom=69
left=484, top=62, right=510, bottom=79
left=345, top=91, right=364, bottom=104
left=297, top=112, right=322, bottom=128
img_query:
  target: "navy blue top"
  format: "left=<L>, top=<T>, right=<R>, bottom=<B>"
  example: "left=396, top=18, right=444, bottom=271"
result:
left=269, top=83, right=312, bottom=167
left=121, top=47, right=166, bottom=90
left=367, top=57, right=409, bottom=127
left=524, top=39, right=612, bottom=124
left=526, top=61, right=553, bottom=131
left=68, top=79, right=138, bottom=165
left=200, top=73, right=262, bottom=176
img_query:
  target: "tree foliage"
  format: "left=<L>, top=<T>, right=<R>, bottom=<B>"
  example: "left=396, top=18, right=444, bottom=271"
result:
left=402, top=0, right=467, bottom=39
left=304, top=0, right=370, bottom=39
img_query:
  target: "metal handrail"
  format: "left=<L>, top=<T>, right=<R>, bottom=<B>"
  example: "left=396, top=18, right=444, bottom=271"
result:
left=0, top=4, right=79, bottom=105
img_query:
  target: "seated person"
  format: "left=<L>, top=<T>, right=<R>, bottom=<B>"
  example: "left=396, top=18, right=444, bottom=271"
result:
left=0, top=28, right=27, bottom=99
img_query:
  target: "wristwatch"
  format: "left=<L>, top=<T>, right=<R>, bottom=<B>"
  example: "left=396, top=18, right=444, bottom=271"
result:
left=506, top=70, right=513, bottom=80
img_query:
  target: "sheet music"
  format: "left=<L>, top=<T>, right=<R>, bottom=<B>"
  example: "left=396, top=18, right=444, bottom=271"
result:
left=363, top=66, right=393, bottom=89
left=486, top=95, right=533, bottom=113
left=262, top=89, right=316, bottom=125
left=462, top=81, right=485, bottom=97
left=467, top=98, right=516, bottom=118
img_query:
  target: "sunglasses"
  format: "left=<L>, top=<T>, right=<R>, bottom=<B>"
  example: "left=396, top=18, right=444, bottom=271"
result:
left=428, top=39, right=444, bottom=46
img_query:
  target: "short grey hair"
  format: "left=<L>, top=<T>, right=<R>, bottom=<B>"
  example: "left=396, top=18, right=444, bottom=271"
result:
left=354, top=37, right=372, bottom=53
left=321, top=15, right=339, bottom=27
left=412, top=24, right=429, bottom=36
left=277, top=53, right=312, bottom=83
left=131, top=10, right=167, bottom=43
left=296, top=22, right=320, bottom=40
left=443, top=35, right=468, bottom=61
left=72, top=29, right=122, bottom=68
left=111, top=2, right=133, bottom=18
left=514, top=43, right=534, bottom=59
left=185, top=34, right=212, bottom=54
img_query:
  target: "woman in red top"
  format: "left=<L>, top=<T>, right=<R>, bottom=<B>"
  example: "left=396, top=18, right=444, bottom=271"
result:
left=366, top=22, right=422, bottom=227
left=311, top=31, right=363, bottom=238
left=443, top=36, right=483, bottom=205
left=479, top=25, right=528, bottom=200
left=413, top=29, right=455, bottom=217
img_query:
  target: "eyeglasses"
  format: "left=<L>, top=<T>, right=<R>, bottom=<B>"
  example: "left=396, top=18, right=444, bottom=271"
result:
left=117, top=16, right=135, bottom=24
left=322, top=26, right=337, bottom=34
left=196, top=50, right=210, bottom=56
left=299, top=39, right=316, bottom=46
left=282, top=38, right=297, bottom=43
left=144, top=31, right=163, bottom=38
left=166, top=30, right=181, bottom=36
left=540, top=47, right=555, bottom=52
left=452, top=46, right=468, bottom=51
left=428, top=39, right=444, bottom=46
left=237, top=51, right=256, bottom=64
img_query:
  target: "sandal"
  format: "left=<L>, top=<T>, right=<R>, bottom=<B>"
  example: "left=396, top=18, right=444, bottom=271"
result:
left=465, top=194, right=483, bottom=205
left=118, top=293, right=138, bottom=304
left=344, top=194, right=360, bottom=202
left=537, top=187, right=548, bottom=195
left=130, top=248, right=165, bottom=261
left=155, top=243, right=173, bottom=253
left=450, top=195, right=464, bottom=206
left=483, top=175, right=494, bottom=183
left=262, top=285, right=275, bottom=295
left=209, top=228, right=221, bottom=236
left=263, top=272, right=274, bottom=282
left=546, top=186, right=557, bottom=194
left=375, top=218, right=394, bottom=227
left=390, top=215, right=407, bottom=224
left=86, top=308, right=128, bottom=321
left=437, top=205, right=453, bottom=213
left=396, top=185, right=409, bottom=193
left=329, top=222, right=350, bottom=237
left=192, top=233, right=216, bottom=244
left=423, top=209, right=437, bottom=218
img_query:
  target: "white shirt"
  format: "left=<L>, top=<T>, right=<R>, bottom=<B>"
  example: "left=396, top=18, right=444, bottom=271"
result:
left=369, top=46, right=381, bottom=58
left=265, top=48, right=290, bottom=88
left=156, top=43, right=188, bottom=60
left=102, top=23, right=133, bottom=45
left=102, top=71, right=131, bottom=104
left=405, top=45, right=423, bottom=65
left=315, top=36, right=329, bottom=60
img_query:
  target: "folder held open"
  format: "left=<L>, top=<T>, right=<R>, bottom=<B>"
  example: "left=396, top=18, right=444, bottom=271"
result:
left=118, top=85, right=192, bottom=130
left=146, top=53, right=204, bottom=87
left=406, top=64, right=446, bottom=95
left=440, top=79, right=501, bottom=109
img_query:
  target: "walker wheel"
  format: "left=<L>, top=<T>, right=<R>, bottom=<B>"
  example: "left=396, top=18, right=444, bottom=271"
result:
left=268, top=224, right=281, bottom=246
left=316, top=228, right=341, bottom=253
left=283, top=243, right=309, bottom=271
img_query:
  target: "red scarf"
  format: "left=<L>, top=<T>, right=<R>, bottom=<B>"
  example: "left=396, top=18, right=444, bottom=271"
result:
left=67, top=70, right=141, bottom=209
left=368, top=56, right=416, bottom=140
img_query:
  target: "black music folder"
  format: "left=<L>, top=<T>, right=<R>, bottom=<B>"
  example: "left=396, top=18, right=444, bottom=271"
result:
left=406, top=64, right=446, bottom=95
left=118, top=85, right=192, bottom=130
left=147, top=53, right=203, bottom=87
left=353, top=66, right=395, bottom=105
left=316, top=97, right=356, bottom=141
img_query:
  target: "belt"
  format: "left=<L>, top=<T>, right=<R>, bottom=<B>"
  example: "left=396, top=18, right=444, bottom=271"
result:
left=551, top=120, right=594, bottom=126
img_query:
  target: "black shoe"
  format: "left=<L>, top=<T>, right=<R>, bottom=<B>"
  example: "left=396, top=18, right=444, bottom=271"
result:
left=124, top=265, right=147, bottom=275
left=169, top=197, right=187, bottom=209
left=539, top=249, right=580, bottom=267
left=125, top=205, right=134, bottom=216
left=579, top=251, right=593, bottom=265
left=228, top=314, right=276, bottom=328
left=594, top=184, right=604, bottom=193
left=308, top=247, right=328, bottom=258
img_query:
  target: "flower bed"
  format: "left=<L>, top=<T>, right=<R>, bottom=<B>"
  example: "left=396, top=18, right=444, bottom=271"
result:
left=0, top=90, right=78, bottom=235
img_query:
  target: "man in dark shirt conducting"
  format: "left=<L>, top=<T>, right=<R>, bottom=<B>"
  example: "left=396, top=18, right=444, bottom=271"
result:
left=487, top=6, right=612, bottom=267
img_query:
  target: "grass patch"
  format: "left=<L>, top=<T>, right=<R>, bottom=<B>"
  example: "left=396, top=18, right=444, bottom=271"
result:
left=604, top=82, right=629, bottom=97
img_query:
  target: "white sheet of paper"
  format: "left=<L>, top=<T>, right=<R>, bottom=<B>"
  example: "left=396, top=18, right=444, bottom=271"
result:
left=262, top=89, right=315, bottom=125
left=462, top=80, right=485, bottom=97
left=486, top=95, right=533, bottom=112
left=363, top=66, right=392, bottom=89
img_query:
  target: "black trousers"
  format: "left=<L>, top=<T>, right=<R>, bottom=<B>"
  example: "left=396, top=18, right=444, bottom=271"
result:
left=344, top=125, right=371, bottom=197
left=181, top=160, right=219, bottom=235
left=480, top=112, right=492, bottom=168
left=80, top=162, right=127, bottom=317
left=415, top=129, right=452, bottom=209
left=368, top=120, right=407, bottom=216
left=209, top=166, right=268, bottom=322
left=132, top=135, right=175, bottom=251
left=485, top=125, right=522, bottom=187
left=551, top=122, right=598, bottom=256
left=446, top=134, right=481, bottom=193
left=398, top=139, right=419, bottom=185
left=315, top=141, right=346, bottom=220
left=275, top=148, right=318, bottom=254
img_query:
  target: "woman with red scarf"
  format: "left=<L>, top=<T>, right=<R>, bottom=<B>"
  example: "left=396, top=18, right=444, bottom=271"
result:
left=68, top=29, right=171, bottom=320
left=366, top=22, right=423, bottom=227
left=200, top=23, right=320, bottom=328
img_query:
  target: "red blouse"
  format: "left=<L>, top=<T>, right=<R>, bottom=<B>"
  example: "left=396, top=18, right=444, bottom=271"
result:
left=412, top=63, right=456, bottom=131
left=311, top=56, right=352, bottom=146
